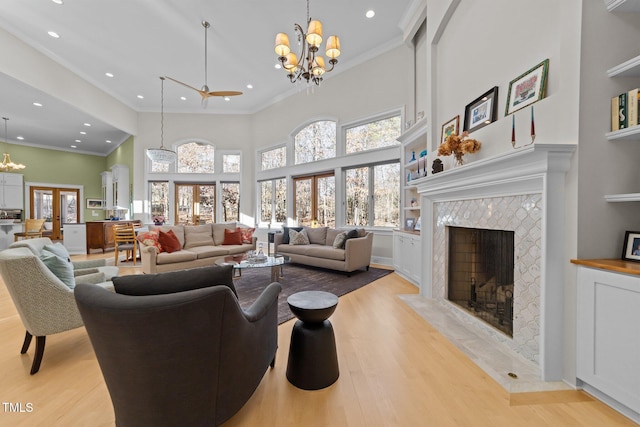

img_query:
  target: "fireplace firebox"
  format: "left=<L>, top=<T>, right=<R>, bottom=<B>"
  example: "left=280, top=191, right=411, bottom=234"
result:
left=447, top=226, right=515, bottom=336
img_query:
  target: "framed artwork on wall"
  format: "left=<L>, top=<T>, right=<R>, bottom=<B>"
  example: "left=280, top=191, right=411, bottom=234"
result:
left=621, top=230, right=640, bottom=262
left=505, top=59, right=549, bottom=116
left=463, top=86, right=499, bottom=132
left=86, top=198, right=104, bottom=209
left=441, top=115, right=460, bottom=144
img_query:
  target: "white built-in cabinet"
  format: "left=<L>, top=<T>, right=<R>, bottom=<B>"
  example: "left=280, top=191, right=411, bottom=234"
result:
left=0, top=173, right=23, bottom=209
left=393, top=230, right=421, bottom=286
left=101, top=165, right=129, bottom=218
left=397, top=120, right=428, bottom=229
left=576, top=265, right=640, bottom=422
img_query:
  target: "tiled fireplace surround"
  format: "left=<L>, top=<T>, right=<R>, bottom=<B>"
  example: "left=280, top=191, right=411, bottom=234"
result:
left=414, top=144, right=575, bottom=382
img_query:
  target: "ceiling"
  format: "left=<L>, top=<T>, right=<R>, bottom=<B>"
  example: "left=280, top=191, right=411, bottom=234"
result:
left=0, top=0, right=415, bottom=156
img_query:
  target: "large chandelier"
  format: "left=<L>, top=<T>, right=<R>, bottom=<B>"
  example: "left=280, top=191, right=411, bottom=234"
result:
left=274, top=0, right=341, bottom=86
left=0, top=117, right=25, bottom=171
left=146, top=77, right=177, bottom=164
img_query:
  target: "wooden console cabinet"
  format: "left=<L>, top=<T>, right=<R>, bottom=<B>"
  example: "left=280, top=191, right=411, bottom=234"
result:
left=86, top=220, right=141, bottom=254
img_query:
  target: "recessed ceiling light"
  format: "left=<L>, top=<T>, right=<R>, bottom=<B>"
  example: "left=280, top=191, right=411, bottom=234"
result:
left=105, top=72, right=114, bottom=78
left=366, top=10, right=375, bottom=18
left=224, top=97, right=230, bottom=101
left=83, top=123, right=91, bottom=127
left=246, top=84, right=253, bottom=89
left=16, top=136, right=24, bottom=140
left=75, top=139, right=81, bottom=143
left=275, top=64, right=282, bottom=70
left=33, top=102, right=43, bottom=107
left=51, top=0, right=63, bottom=4
left=106, top=140, right=112, bottom=143
left=80, top=131, right=87, bottom=135
left=48, top=31, right=60, bottom=38
left=180, top=96, right=187, bottom=101
left=70, top=145, right=77, bottom=148
left=137, top=95, right=144, bottom=99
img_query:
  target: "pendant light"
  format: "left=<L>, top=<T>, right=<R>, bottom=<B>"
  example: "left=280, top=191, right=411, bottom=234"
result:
left=146, top=77, right=177, bottom=164
left=0, top=117, right=26, bottom=171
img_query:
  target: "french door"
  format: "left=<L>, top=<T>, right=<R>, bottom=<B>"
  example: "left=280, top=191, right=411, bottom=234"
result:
left=175, top=183, right=215, bottom=224
left=29, top=186, right=80, bottom=240
left=293, top=173, right=335, bottom=227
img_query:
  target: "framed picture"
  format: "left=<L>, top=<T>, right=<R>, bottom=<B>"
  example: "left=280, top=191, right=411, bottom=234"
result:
left=86, top=198, right=104, bottom=209
left=621, top=231, right=640, bottom=262
left=463, top=87, right=499, bottom=132
left=404, top=217, right=416, bottom=231
left=441, top=115, right=460, bottom=145
left=505, top=59, right=549, bottom=115
left=414, top=216, right=421, bottom=231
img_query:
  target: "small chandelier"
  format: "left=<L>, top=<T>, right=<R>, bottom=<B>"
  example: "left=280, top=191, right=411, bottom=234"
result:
left=0, top=117, right=25, bottom=172
left=274, top=0, right=341, bottom=86
left=146, top=77, right=177, bottom=164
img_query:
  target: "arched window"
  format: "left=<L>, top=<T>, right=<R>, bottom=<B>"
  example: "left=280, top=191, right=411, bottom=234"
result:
left=177, top=142, right=215, bottom=173
left=294, top=121, right=336, bottom=165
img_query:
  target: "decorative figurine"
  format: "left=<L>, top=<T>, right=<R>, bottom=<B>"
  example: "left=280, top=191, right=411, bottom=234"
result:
left=410, top=151, right=416, bottom=162
left=432, top=158, right=444, bottom=174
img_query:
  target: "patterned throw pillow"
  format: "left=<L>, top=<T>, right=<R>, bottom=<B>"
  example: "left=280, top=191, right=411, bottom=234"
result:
left=239, top=227, right=255, bottom=244
left=136, top=230, right=163, bottom=252
left=333, top=232, right=347, bottom=249
left=289, top=228, right=310, bottom=245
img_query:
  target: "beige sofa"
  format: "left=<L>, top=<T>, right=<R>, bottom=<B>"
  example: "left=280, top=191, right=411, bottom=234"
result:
left=139, top=223, right=256, bottom=274
left=273, top=226, right=373, bottom=273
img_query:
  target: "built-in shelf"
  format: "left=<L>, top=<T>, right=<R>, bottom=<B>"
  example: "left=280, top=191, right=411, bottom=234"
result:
left=606, top=125, right=640, bottom=141
left=607, top=53, right=640, bottom=78
left=605, top=0, right=640, bottom=13
left=604, top=193, right=640, bottom=202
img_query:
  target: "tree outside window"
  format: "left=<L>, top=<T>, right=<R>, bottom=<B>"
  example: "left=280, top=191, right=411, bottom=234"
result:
left=221, top=182, right=240, bottom=222
left=346, top=162, right=399, bottom=227
left=150, top=181, right=169, bottom=222
left=295, top=121, right=336, bottom=165
left=223, top=154, right=240, bottom=173
left=345, top=115, right=401, bottom=154
left=261, top=146, right=286, bottom=170
left=178, top=142, right=215, bottom=173
left=260, top=178, right=287, bottom=225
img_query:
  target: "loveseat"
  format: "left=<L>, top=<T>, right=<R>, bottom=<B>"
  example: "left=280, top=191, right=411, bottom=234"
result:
left=273, top=226, right=373, bottom=273
left=138, top=223, right=256, bottom=274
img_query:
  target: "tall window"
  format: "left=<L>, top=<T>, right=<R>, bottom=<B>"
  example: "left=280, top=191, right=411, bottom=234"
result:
left=175, top=183, right=215, bottom=224
left=294, top=121, right=336, bottom=165
left=345, top=115, right=401, bottom=154
left=221, top=182, right=240, bottom=222
left=260, top=179, right=286, bottom=225
left=346, top=162, right=399, bottom=227
left=261, top=146, right=286, bottom=170
left=150, top=181, right=169, bottom=221
left=178, top=142, right=215, bottom=173
left=294, top=173, right=335, bottom=227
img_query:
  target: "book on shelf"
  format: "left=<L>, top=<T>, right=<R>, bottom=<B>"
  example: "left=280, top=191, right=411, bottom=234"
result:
left=628, top=88, right=640, bottom=127
left=619, top=92, right=627, bottom=130
left=611, top=89, right=640, bottom=132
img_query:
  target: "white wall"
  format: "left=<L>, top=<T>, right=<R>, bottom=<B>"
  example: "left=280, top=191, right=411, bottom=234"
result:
left=425, top=0, right=583, bottom=384
left=132, top=45, right=414, bottom=263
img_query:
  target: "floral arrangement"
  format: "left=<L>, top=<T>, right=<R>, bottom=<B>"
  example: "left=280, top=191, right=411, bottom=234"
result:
left=152, top=215, right=165, bottom=225
left=437, top=131, right=482, bottom=165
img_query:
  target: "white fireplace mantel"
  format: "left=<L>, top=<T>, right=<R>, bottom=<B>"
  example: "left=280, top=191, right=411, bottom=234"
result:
left=415, top=143, right=576, bottom=381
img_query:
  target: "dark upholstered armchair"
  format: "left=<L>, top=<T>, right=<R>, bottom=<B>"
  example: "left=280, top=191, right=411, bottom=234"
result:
left=74, top=265, right=282, bottom=427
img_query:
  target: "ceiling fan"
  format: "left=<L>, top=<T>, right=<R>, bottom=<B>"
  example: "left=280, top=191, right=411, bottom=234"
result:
left=165, top=20, right=242, bottom=106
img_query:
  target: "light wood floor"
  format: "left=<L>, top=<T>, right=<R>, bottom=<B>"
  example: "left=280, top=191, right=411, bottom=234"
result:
left=0, top=256, right=636, bottom=426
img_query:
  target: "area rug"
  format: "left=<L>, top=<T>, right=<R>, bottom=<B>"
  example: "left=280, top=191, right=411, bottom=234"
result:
left=234, top=264, right=392, bottom=324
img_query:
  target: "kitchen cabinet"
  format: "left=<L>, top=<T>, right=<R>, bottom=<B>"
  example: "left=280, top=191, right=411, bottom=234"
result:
left=0, top=173, right=23, bottom=209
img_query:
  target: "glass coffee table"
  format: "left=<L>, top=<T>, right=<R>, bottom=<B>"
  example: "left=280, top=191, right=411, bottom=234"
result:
left=216, top=253, right=290, bottom=282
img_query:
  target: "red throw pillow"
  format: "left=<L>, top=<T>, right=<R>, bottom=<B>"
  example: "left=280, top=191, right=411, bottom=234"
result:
left=222, top=228, right=243, bottom=245
left=158, top=229, right=182, bottom=253
left=240, top=227, right=255, bottom=244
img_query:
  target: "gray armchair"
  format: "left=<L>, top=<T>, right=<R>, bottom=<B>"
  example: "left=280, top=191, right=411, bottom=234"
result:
left=0, top=247, right=114, bottom=374
left=74, top=265, right=282, bottom=427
